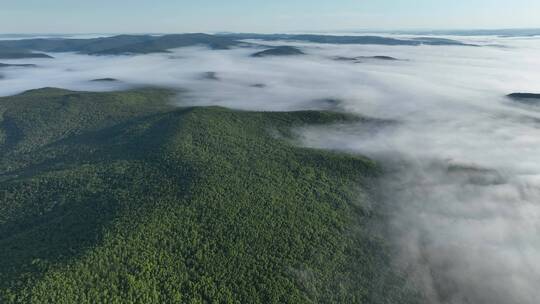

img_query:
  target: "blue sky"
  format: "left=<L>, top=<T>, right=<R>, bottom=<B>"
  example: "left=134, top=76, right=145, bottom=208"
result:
left=1, top=0, right=539, bottom=33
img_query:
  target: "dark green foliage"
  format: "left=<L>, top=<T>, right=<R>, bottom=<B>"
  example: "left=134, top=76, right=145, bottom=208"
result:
left=0, top=88, right=418, bottom=303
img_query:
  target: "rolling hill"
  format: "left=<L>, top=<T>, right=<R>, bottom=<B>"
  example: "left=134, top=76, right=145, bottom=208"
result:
left=0, top=88, right=418, bottom=303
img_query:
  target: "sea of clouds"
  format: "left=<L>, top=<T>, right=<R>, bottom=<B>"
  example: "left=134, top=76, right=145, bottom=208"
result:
left=1, top=34, right=540, bottom=303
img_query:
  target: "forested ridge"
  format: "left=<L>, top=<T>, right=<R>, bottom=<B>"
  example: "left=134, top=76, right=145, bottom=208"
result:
left=0, top=88, right=418, bottom=303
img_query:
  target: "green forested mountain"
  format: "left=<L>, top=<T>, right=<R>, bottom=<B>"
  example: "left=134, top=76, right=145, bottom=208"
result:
left=0, top=88, right=418, bottom=303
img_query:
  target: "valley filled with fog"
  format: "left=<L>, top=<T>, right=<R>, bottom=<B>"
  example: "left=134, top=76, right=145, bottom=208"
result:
left=1, top=34, right=540, bottom=303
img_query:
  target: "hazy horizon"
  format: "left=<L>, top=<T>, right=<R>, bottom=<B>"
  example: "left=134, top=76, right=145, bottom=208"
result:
left=2, top=0, right=540, bottom=33
left=0, top=27, right=540, bottom=35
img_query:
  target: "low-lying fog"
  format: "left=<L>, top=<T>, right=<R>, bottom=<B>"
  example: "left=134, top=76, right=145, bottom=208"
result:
left=2, top=35, right=540, bottom=304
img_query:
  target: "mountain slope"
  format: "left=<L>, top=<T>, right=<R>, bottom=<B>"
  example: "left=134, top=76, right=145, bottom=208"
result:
left=0, top=88, right=418, bottom=303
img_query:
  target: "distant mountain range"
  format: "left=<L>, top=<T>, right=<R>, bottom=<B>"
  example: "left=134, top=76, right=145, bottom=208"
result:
left=222, top=33, right=475, bottom=46
left=0, top=34, right=242, bottom=57
left=0, top=33, right=475, bottom=57
left=394, top=28, right=540, bottom=37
